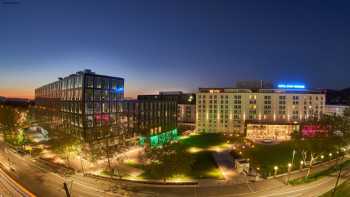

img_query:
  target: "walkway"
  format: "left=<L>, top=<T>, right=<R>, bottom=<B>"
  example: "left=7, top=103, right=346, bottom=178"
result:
left=212, top=147, right=248, bottom=184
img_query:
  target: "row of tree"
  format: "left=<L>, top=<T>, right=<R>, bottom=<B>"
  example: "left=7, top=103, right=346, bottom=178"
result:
left=0, top=105, right=29, bottom=145
left=292, top=108, right=350, bottom=178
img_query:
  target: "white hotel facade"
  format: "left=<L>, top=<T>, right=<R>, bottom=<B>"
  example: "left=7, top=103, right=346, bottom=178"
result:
left=196, top=84, right=326, bottom=141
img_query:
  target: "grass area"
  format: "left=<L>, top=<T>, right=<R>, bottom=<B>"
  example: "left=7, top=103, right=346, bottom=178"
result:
left=289, top=159, right=350, bottom=185
left=243, top=142, right=303, bottom=177
left=178, top=132, right=230, bottom=179
left=321, top=179, right=350, bottom=197
left=124, top=159, right=145, bottom=170
left=180, top=132, right=226, bottom=148
left=126, top=132, right=232, bottom=180
left=242, top=138, right=341, bottom=177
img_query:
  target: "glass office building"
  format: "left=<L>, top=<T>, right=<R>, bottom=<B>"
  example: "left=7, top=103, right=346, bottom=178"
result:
left=35, top=70, right=177, bottom=150
left=118, top=99, right=177, bottom=147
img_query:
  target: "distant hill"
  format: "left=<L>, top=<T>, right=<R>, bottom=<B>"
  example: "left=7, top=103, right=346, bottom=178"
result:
left=0, top=96, right=6, bottom=102
left=326, top=88, right=350, bottom=105
left=0, top=96, right=33, bottom=106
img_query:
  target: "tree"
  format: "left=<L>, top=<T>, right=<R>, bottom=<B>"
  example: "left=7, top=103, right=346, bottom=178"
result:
left=0, top=106, right=21, bottom=143
left=343, top=107, right=350, bottom=118
left=50, top=130, right=81, bottom=168
left=102, top=122, right=113, bottom=172
left=300, top=138, right=336, bottom=177
left=16, top=128, right=25, bottom=146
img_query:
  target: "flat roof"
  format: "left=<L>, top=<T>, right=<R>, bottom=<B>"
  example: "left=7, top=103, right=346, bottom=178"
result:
left=198, top=87, right=325, bottom=94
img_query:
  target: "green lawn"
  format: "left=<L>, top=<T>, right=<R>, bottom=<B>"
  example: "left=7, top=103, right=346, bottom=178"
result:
left=242, top=138, right=341, bottom=177
left=127, top=132, right=230, bottom=180
left=243, top=142, right=302, bottom=177
left=180, top=132, right=226, bottom=148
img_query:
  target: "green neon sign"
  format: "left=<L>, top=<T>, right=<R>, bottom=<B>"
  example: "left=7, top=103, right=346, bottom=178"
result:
left=139, top=128, right=178, bottom=147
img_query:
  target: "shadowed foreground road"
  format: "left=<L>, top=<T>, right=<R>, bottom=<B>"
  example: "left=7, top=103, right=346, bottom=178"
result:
left=0, top=140, right=146, bottom=197
left=0, top=167, right=36, bottom=197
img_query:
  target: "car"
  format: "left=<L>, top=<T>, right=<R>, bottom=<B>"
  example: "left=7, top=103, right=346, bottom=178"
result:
left=262, top=138, right=273, bottom=143
left=10, top=166, right=16, bottom=172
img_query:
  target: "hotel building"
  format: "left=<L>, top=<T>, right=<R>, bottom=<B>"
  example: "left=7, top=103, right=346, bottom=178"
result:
left=196, top=82, right=326, bottom=141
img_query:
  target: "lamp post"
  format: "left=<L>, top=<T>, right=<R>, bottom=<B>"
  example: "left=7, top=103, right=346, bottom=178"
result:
left=321, top=155, right=324, bottom=159
left=274, top=166, right=278, bottom=177
left=256, top=167, right=260, bottom=181
left=287, top=163, right=292, bottom=184
left=291, top=149, right=296, bottom=167
left=300, top=160, right=304, bottom=171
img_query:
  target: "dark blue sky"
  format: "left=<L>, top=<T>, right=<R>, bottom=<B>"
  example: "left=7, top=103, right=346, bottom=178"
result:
left=1, top=0, right=350, bottom=98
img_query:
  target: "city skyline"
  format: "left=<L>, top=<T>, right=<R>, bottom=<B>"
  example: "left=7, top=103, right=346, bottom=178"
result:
left=1, top=1, right=350, bottom=196
left=2, top=0, right=350, bottom=99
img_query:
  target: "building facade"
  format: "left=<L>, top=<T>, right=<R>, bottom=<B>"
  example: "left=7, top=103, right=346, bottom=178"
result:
left=35, top=70, right=177, bottom=149
left=138, top=91, right=196, bottom=124
left=196, top=84, right=326, bottom=141
left=118, top=99, right=177, bottom=147
left=325, top=105, right=349, bottom=116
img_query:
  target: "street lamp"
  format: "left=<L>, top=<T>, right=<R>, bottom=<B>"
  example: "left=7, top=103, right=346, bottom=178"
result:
left=329, top=153, right=333, bottom=157
left=300, top=161, right=304, bottom=170
left=274, top=166, right=278, bottom=177
left=287, top=163, right=292, bottom=184
left=321, top=155, right=324, bottom=159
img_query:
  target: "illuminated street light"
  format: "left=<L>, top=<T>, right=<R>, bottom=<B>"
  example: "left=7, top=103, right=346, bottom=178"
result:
left=300, top=161, right=304, bottom=170
left=274, top=166, right=278, bottom=177
left=329, top=153, right=332, bottom=157
left=321, top=155, right=324, bottom=159
left=287, top=163, right=292, bottom=184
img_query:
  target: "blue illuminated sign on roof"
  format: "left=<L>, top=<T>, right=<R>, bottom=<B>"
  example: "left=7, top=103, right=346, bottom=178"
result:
left=277, top=84, right=306, bottom=89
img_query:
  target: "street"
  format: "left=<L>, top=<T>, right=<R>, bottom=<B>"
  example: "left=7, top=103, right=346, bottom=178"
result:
left=0, top=167, right=35, bottom=197
left=0, top=139, right=144, bottom=197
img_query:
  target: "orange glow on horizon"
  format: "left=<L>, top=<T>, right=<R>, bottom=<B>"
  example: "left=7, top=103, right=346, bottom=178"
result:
left=0, top=88, right=34, bottom=99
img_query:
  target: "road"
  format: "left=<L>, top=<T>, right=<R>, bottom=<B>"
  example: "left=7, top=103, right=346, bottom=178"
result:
left=0, top=138, right=149, bottom=197
left=0, top=167, right=36, bottom=197
left=0, top=135, right=349, bottom=197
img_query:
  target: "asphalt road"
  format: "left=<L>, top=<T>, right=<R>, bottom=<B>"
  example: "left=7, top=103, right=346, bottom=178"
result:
left=0, top=167, right=34, bottom=197
left=0, top=135, right=349, bottom=197
left=0, top=140, right=143, bottom=197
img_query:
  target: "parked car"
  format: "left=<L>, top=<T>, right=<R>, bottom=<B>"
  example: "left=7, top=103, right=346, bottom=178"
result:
left=262, top=138, right=273, bottom=143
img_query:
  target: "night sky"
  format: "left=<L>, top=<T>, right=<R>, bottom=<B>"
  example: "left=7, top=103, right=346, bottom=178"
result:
left=1, top=0, right=350, bottom=98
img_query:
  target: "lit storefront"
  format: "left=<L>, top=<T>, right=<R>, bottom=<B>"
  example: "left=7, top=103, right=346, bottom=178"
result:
left=246, top=123, right=299, bottom=142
